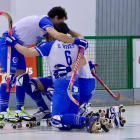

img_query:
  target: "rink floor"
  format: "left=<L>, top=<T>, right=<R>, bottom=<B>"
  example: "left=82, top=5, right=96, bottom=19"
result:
left=0, top=105, right=140, bottom=140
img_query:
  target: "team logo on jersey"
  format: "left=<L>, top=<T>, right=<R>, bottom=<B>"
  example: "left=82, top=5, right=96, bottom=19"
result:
left=12, top=57, right=18, bottom=64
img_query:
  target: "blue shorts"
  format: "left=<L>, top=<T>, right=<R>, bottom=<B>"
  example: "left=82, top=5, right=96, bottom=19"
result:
left=37, top=77, right=53, bottom=92
left=0, top=33, right=26, bottom=73
left=51, top=77, right=80, bottom=115
left=78, top=78, right=95, bottom=103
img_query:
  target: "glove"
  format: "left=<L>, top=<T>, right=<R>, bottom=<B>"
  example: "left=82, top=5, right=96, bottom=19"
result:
left=74, top=37, right=88, bottom=50
left=88, top=61, right=96, bottom=73
left=5, top=35, right=17, bottom=47
left=53, top=64, right=72, bottom=78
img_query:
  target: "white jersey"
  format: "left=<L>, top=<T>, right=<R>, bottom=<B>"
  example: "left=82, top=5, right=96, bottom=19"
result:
left=78, top=53, right=94, bottom=79
left=35, top=40, right=78, bottom=79
left=10, top=15, right=54, bottom=47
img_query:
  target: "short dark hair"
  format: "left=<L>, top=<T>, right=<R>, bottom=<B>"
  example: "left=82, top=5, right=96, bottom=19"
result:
left=48, top=6, right=68, bottom=20
left=54, top=22, right=67, bottom=34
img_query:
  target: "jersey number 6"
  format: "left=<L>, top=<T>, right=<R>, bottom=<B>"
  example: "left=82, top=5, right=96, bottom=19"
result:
left=65, top=51, right=72, bottom=65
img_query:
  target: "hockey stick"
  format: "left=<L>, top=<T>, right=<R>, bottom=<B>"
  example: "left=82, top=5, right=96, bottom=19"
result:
left=0, top=11, right=12, bottom=92
left=67, top=47, right=84, bottom=106
left=91, top=63, right=121, bottom=101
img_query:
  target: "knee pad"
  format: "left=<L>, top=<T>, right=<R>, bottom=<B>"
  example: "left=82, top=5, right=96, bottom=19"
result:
left=42, top=85, right=54, bottom=101
left=1, top=73, right=16, bottom=88
left=78, top=103, right=93, bottom=117
left=51, top=115, right=70, bottom=130
left=16, top=73, right=30, bottom=87
left=26, top=78, right=38, bottom=94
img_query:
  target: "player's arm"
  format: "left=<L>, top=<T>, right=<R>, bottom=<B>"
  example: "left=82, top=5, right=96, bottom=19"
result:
left=68, top=29, right=84, bottom=39
left=5, top=35, right=52, bottom=57
left=14, top=44, right=39, bottom=57
left=46, top=27, right=75, bottom=43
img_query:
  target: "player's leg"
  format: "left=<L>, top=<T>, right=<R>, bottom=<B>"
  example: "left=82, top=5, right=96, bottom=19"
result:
left=26, top=77, right=53, bottom=121
left=78, top=78, right=95, bottom=117
left=51, top=114, right=103, bottom=133
left=0, top=33, right=21, bottom=123
left=14, top=55, right=36, bottom=122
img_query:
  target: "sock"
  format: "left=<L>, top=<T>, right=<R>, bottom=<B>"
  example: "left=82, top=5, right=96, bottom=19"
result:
left=61, top=114, right=87, bottom=126
left=15, top=85, right=25, bottom=110
left=29, top=89, right=49, bottom=110
left=0, top=84, right=10, bottom=112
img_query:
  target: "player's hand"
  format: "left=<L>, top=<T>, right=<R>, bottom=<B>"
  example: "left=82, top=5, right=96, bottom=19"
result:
left=74, top=37, right=88, bottom=50
left=53, top=64, right=72, bottom=78
left=5, top=35, right=18, bottom=47
left=88, top=61, right=96, bottom=73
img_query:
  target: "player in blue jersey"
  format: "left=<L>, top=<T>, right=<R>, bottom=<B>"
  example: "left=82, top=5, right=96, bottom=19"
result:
left=5, top=22, right=107, bottom=133
left=0, top=6, right=88, bottom=124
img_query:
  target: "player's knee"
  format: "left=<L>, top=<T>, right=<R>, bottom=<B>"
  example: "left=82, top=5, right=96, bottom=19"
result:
left=1, top=73, right=16, bottom=88
left=16, top=73, right=30, bottom=87
left=26, top=78, right=38, bottom=94
left=43, top=85, right=54, bottom=101
left=51, top=115, right=71, bottom=130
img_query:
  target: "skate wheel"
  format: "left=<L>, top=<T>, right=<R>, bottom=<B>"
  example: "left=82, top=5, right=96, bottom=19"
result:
left=0, top=124, right=4, bottom=129
left=90, top=120, right=98, bottom=133
left=101, top=124, right=110, bottom=132
left=95, top=122, right=101, bottom=128
left=12, top=125, right=17, bottom=129
left=26, top=123, right=32, bottom=128
left=98, top=109, right=102, bottom=114
left=97, top=127, right=103, bottom=133
left=36, top=121, right=41, bottom=126
left=101, top=119, right=107, bottom=125
left=120, top=107, right=125, bottom=113
left=120, top=118, right=126, bottom=124
left=100, top=115, right=105, bottom=121
left=119, top=104, right=124, bottom=108
left=104, top=118, right=109, bottom=123
left=102, top=109, right=107, bottom=115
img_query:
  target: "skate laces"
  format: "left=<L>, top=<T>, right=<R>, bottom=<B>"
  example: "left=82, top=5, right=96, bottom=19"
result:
left=19, top=106, right=30, bottom=117
left=0, top=108, right=17, bottom=123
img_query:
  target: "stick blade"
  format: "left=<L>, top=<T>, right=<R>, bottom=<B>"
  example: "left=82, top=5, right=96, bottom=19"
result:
left=113, top=91, right=121, bottom=101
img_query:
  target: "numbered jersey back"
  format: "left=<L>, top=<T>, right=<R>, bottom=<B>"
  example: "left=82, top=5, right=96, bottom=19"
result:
left=46, top=40, right=78, bottom=78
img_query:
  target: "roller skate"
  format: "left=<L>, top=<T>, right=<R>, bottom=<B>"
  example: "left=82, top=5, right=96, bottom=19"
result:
left=0, top=107, right=22, bottom=129
left=78, top=103, right=93, bottom=117
left=33, top=107, right=51, bottom=126
left=84, top=116, right=103, bottom=133
left=95, top=109, right=111, bottom=132
left=106, top=104, right=126, bottom=128
left=15, top=106, right=36, bottom=128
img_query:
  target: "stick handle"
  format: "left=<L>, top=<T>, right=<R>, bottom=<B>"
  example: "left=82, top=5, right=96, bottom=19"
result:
left=91, top=70, right=115, bottom=98
left=67, top=47, right=84, bottom=105
left=0, top=12, right=12, bottom=92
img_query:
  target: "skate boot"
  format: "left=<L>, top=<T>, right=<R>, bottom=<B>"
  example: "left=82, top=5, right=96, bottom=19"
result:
left=106, top=104, right=126, bottom=128
left=33, top=107, right=51, bottom=126
left=84, top=116, right=103, bottom=133
left=0, top=107, right=22, bottom=129
left=15, top=106, right=36, bottom=128
left=78, top=103, right=93, bottom=117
